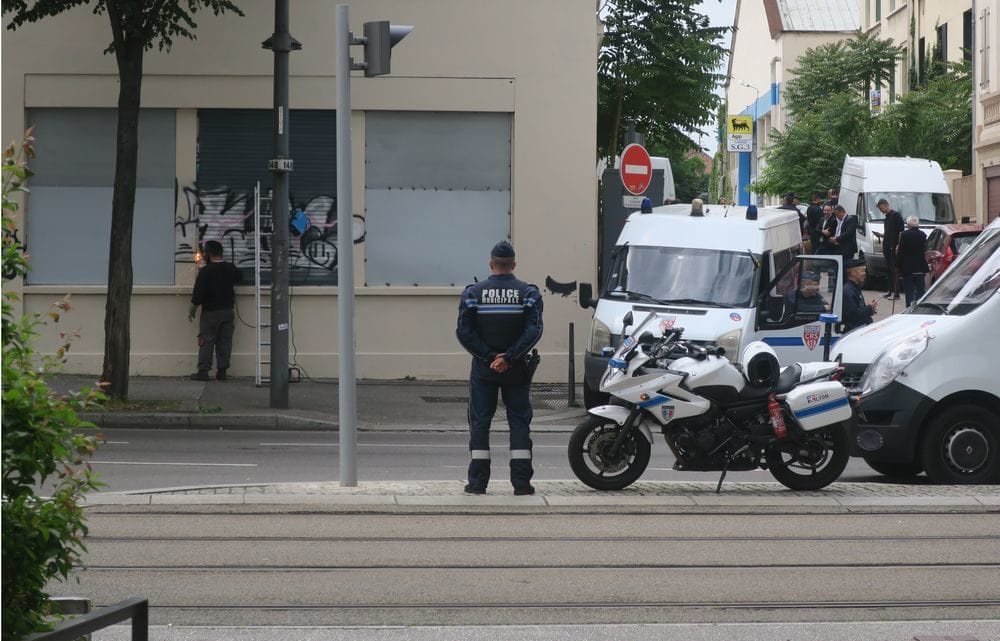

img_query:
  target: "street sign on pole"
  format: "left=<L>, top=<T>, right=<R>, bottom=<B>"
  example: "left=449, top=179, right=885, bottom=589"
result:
left=620, top=143, right=652, bottom=196
left=726, top=115, right=753, bottom=152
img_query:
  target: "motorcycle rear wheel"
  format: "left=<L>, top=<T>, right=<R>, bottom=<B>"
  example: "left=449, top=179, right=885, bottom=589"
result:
left=765, top=422, right=850, bottom=491
left=568, top=415, right=651, bottom=491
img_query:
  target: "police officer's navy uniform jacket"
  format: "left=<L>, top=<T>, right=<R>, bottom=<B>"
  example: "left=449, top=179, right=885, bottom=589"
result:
left=456, top=273, right=543, bottom=490
left=842, top=279, right=875, bottom=331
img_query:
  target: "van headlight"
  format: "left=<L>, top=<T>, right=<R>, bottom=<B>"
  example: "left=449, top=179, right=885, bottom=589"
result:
left=860, top=331, right=930, bottom=396
left=716, top=328, right=742, bottom=356
left=590, top=318, right=612, bottom=353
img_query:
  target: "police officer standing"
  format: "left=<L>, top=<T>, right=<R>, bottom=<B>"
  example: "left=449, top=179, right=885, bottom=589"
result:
left=456, top=241, right=543, bottom=495
left=842, top=258, right=878, bottom=332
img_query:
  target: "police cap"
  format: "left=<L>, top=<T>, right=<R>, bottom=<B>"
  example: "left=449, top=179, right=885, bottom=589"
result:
left=845, top=258, right=867, bottom=269
left=491, top=240, right=515, bottom=259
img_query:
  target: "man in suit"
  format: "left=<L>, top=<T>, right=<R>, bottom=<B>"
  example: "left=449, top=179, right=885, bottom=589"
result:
left=877, top=198, right=904, bottom=300
left=826, top=204, right=858, bottom=260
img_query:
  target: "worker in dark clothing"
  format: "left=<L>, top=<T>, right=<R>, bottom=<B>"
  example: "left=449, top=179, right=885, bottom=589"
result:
left=877, top=198, right=904, bottom=300
left=456, top=241, right=544, bottom=496
left=806, top=191, right=825, bottom=253
left=842, top=258, right=878, bottom=332
left=189, top=240, right=243, bottom=381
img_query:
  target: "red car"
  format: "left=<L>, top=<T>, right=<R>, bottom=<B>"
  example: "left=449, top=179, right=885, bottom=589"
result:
left=924, top=223, right=985, bottom=282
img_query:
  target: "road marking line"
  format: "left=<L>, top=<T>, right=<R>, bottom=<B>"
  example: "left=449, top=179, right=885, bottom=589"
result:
left=91, top=461, right=257, bottom=467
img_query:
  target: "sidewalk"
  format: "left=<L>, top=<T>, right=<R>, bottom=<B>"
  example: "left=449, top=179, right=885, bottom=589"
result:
left=50, top=374, right=587, bottom=431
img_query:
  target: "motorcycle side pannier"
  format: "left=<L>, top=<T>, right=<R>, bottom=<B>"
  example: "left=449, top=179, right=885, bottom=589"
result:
left=785, top=381, right=852, bottom=431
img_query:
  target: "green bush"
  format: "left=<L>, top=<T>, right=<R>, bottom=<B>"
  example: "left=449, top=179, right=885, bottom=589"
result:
left=2, top=130, right=103, bottom=640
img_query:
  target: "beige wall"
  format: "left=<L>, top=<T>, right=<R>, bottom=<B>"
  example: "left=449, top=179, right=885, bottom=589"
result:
left=2, top=0, right=600, bottom=380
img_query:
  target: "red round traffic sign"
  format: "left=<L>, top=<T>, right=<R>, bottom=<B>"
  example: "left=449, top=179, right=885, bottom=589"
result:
left=620, top=143, right=652, bottom=196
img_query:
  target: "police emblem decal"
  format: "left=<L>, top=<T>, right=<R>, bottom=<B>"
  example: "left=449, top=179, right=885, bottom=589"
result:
left=730, top=312, right=742, bottom=321
left=803, top=324, right=821, bottom=351
left=661, top=405, right=675, bottom=421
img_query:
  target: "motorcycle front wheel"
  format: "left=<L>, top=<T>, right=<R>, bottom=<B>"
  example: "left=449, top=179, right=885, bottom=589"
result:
left=765, top=422, right=850, bottom=491
left=568, top=415, right=651, bottom=491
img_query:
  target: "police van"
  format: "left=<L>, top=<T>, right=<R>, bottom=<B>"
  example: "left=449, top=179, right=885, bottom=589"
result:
left=839, top=156, right=956, bottom=280
left=834, top=216, right=1000, bottom=484
left=578, top=202, right=847, bottom=407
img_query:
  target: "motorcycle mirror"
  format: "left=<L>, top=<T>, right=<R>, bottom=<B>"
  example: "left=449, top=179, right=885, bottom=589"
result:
left=621, top=311, right=634, bottom=338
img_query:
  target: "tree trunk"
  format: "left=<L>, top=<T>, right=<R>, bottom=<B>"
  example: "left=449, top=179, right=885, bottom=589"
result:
left=101, top=43, right=143, bottom=402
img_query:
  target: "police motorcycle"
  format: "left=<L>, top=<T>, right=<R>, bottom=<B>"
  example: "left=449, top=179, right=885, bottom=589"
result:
left=567, top=312, right=854, bottom=492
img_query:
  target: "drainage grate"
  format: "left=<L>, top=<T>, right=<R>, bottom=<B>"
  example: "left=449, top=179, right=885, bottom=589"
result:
left=420, top=396, right=468, bottom=404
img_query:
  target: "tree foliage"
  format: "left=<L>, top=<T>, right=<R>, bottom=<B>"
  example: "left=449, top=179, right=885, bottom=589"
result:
left=872, top=61, right=972, bottom=173
left=598, top=0, right=729, bottom=161
left=2, top=131, right=103, bottom=641
left=3, top=0, right=244, bottom=401
left=755, top=34, right=969, bottom=196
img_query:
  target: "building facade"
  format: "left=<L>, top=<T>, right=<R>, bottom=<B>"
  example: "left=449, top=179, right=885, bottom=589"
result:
left=723, top=0, right=860, bottom=206
left=2, top=0, right=601, bottom=380
left=975, top=0, right=1000, bottom=223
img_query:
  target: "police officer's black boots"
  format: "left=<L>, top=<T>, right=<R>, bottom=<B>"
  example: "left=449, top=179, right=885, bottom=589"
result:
left=513, top=484, right=535, bottom=496
left=190, top=370, right=210, bottom=381
left=216, top=368, right=227, bottom=381
left=463, top=483, right=486, bottom=495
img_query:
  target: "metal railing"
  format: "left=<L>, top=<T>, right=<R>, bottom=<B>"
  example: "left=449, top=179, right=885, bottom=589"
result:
left=27, top=598, right=148, bottom=641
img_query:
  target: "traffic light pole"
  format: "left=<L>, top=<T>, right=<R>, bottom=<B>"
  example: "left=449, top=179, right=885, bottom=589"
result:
left=335, top=4, right=411, bottom=487
left=336, top=4, right=358, bottom=486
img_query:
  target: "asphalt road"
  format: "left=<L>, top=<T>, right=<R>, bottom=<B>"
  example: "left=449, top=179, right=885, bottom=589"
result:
left=85, top=428, right=894, bottom=493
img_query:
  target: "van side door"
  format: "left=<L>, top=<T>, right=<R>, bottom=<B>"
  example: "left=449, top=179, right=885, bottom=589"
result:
left=755, top=255, right=844, bottom=363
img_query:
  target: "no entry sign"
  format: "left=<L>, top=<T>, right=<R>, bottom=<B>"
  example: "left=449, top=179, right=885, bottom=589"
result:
left=620, top=143, right=652, bottom=196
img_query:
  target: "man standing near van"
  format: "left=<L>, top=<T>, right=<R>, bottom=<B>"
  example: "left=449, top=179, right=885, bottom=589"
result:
left=843, top=259, right=878, bottom=331
left=806, top=192, right=825, bottom=253
left=828, top=204, right=857, bottom=259
left=877, top=198, right=904, bottom=300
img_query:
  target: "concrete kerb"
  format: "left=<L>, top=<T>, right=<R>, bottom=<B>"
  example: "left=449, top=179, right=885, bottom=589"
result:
left=80, top=480, right=1000, bottom=510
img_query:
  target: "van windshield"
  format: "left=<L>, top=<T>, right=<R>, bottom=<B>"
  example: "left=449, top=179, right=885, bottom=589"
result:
left=911, top=231, right=1000, bottom=316
left=605, top=245, right=757, bottom=308
left=864, top=192, right=955, bottom=224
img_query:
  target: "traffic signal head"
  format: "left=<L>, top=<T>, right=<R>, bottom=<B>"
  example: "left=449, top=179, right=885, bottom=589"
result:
left=363, top=21, right=413, bottom=77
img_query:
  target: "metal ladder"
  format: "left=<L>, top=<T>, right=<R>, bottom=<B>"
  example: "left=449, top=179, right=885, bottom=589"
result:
left=254, top=182, right=272, bottom=386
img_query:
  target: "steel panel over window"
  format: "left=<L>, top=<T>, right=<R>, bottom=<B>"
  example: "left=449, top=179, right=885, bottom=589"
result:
left=25, top=108, right=175, bottom=285
left=194, top=109, right=338, bottom=285
left=364, top=112, right=511, bottom=286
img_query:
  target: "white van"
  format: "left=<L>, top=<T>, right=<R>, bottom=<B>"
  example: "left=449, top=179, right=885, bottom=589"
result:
left=839, top=156, right=956, bottom=279
left=833, top=217, right=1000, bottom=484
left=578, top=203, right=847, bottom=407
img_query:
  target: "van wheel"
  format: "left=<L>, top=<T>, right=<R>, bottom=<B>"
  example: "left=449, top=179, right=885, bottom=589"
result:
left=921, top=406, right=1000, bottom=484
left=583, top=380, right=609, bottom=409
left=864, top=458, right=924, bottom=479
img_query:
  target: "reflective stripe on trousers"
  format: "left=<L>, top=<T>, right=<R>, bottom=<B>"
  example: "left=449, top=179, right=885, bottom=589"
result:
left=467, top=364, right=534, bottom=488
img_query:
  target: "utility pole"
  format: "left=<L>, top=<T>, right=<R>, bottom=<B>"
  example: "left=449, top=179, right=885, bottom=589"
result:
left=263, top=0, right=301, bottom=409
left=335, top=4, right=411, bottom=486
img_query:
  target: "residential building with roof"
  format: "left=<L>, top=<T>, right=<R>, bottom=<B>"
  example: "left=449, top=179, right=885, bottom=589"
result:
left=722, top=0, right=860, bottom=206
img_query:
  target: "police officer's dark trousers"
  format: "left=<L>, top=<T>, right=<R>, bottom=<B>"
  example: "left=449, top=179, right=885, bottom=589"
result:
left=467, top=360, right=533, bottom=490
